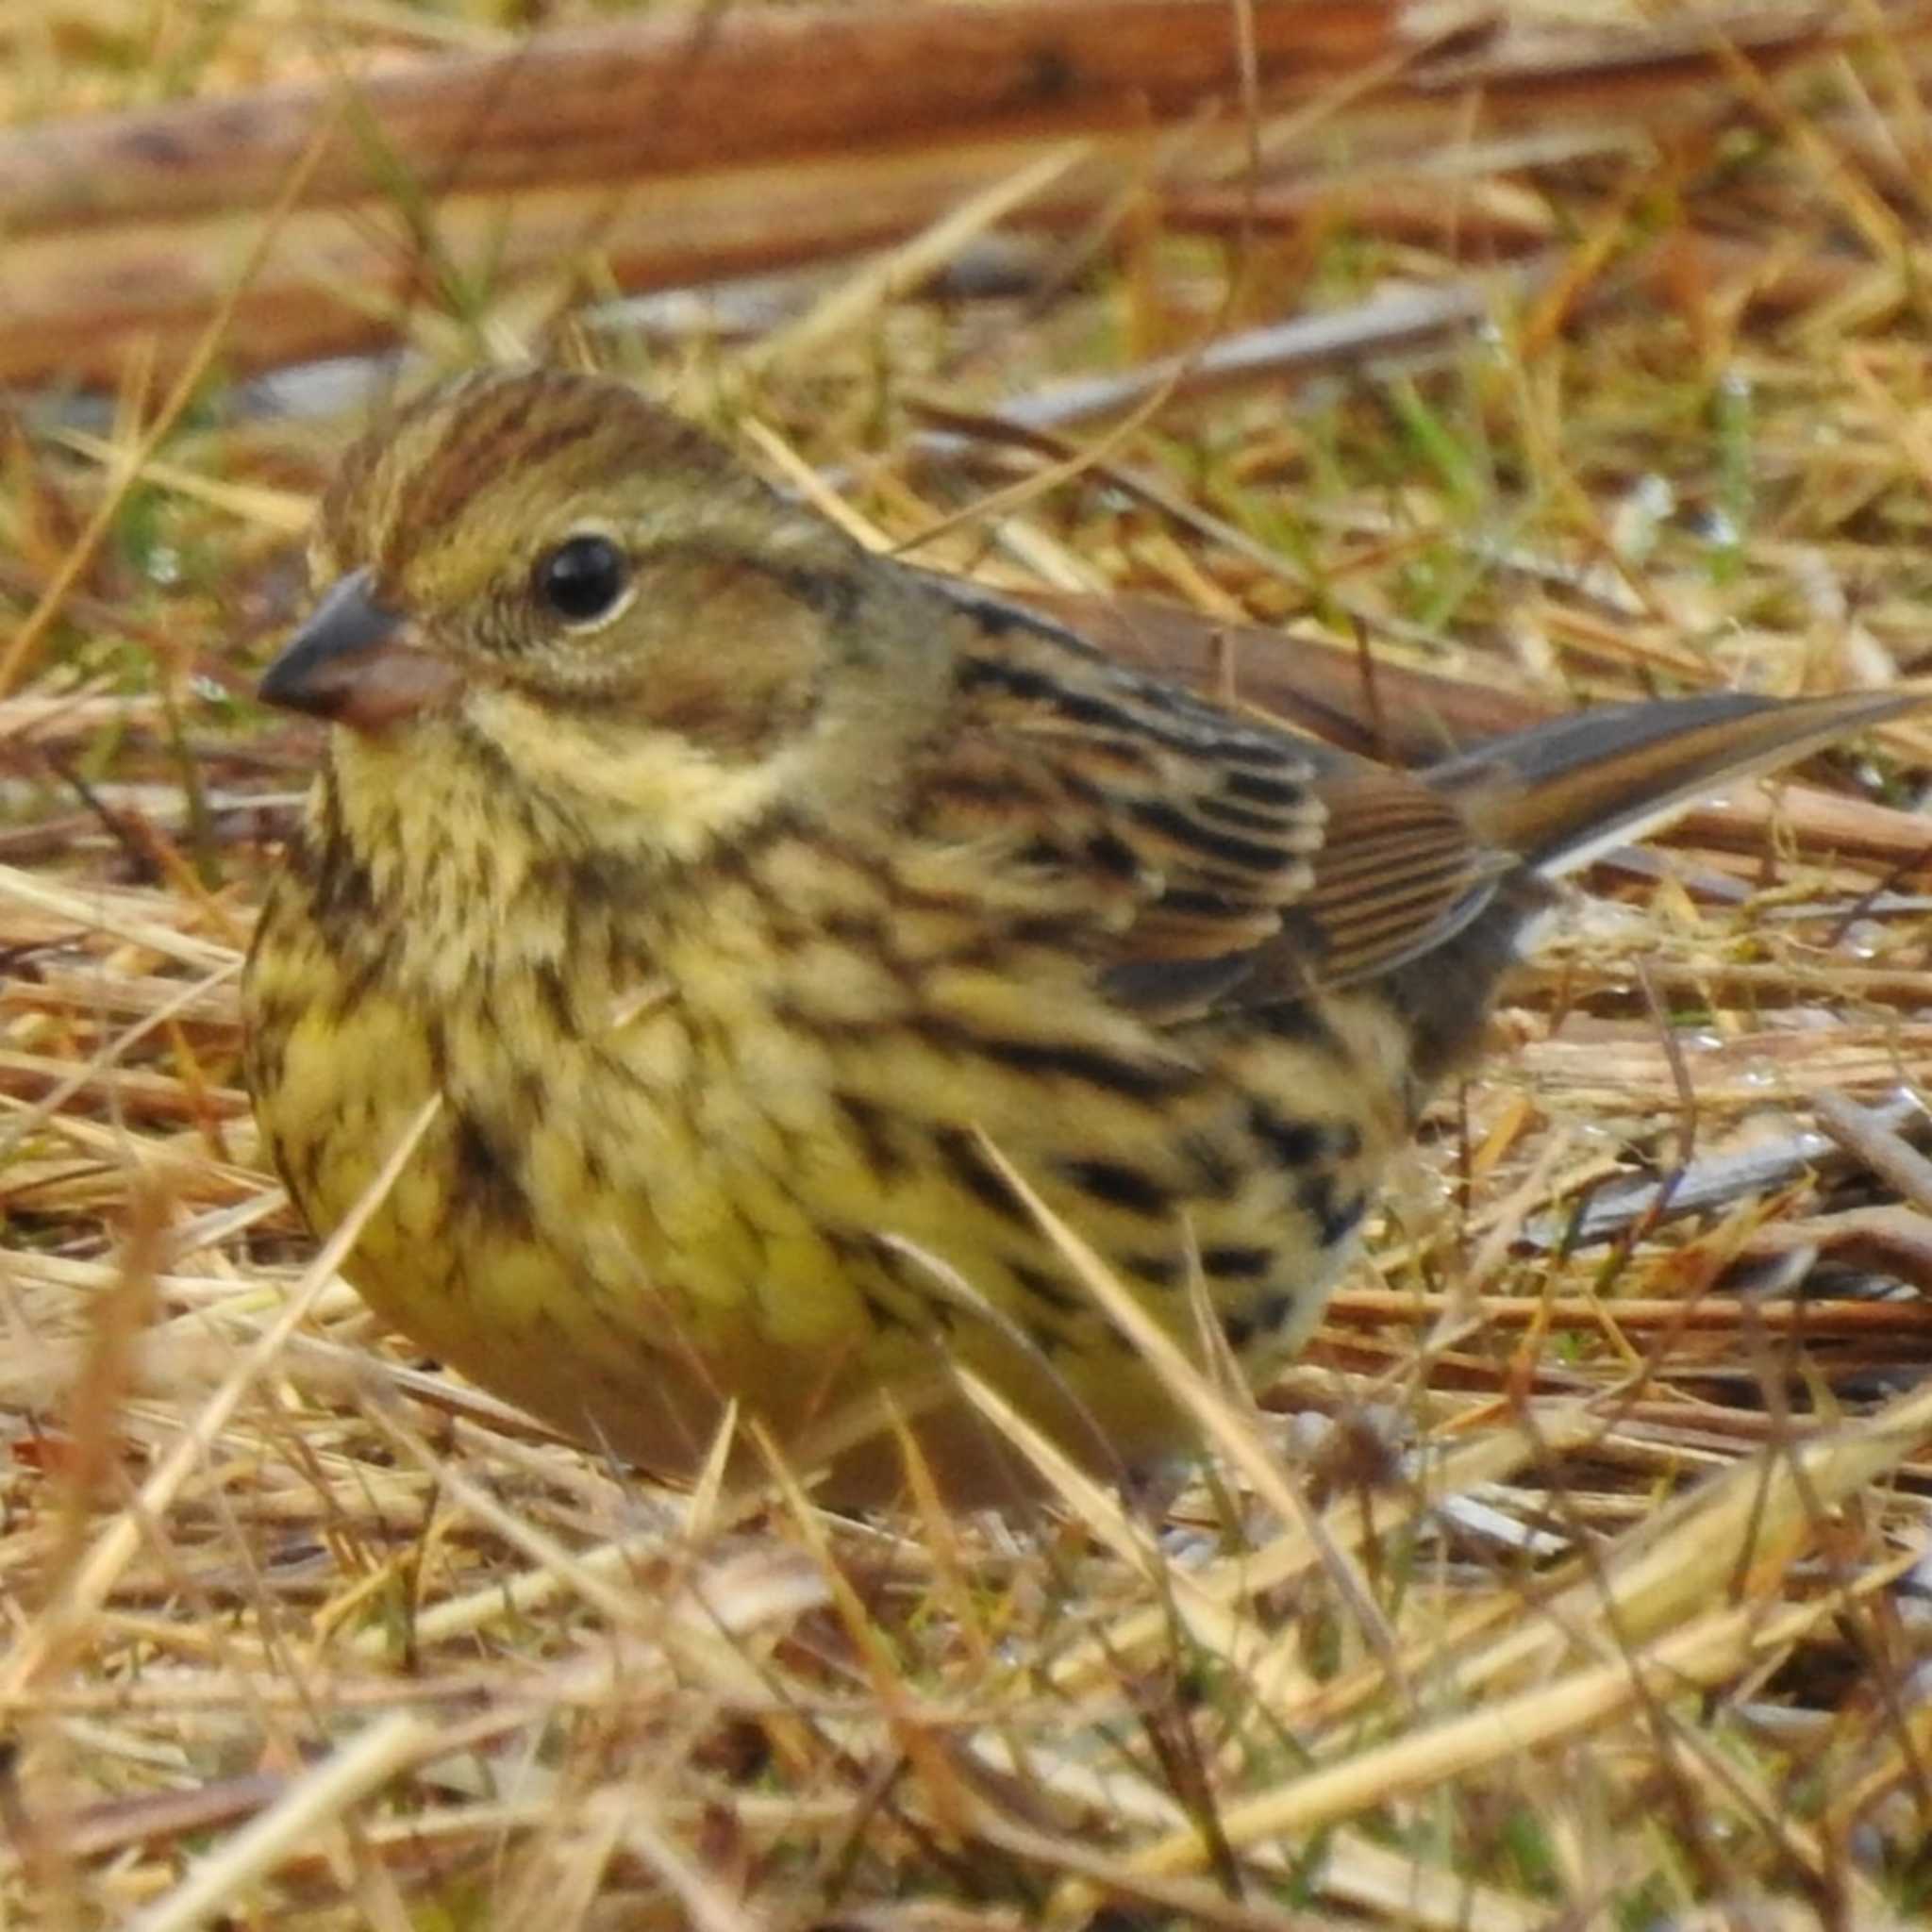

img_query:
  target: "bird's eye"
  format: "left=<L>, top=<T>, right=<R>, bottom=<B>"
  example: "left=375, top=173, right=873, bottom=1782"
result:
left=532, top=534, right=629, bottom=626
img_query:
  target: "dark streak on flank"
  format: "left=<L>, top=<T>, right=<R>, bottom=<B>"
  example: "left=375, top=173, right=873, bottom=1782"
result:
left=1024, top=1318, right=1069, bottom=1359
left=858, top=1290, right=910, bottom=1335
left=1327, top=1191, right=1369, bottom=1246
left=1298, top=1172, right=1369, bottom=1248
left=1252, top=1001, right=1350, bottom=1059
left=557, top=849, right=637, bottom=912
left=1202, top=1244, right=1274, bottom=1279
left=578, top=1137, right=608, bottom=1192
left=293, top=1130, right=327, bottom=1201
left=452, top=1110, right=534, bottom=1235
left=1058, top=1158, right=1172, bottom=1219
left=866, top=1235, right=956, bottom=1332
left=424, top=1017, right=450, bottom=1087
left=329, top=931, right=403, bottom=1022
left=821, top=1230, right=918, bottom=1336
left=933, top=1126, right=1027, bottom=1224
left=820, top=908, right=889, bottom=951
left=1253, top=1291, right=1293, bottom=1336
left=279, top=825, right=318, bottom=888
left=1221, top=1290, right=1294, bottom=1354
left=1246, top=1102, right=1326, bottom=1169
left=912, top=1015, right=1186, bottom=1101
left=837, top=1092, right=908, bottom=1184
left=242, top=1014, right=286, bottom=1100
left=1008, top=1258, right=1082, bottom=1316
left=1178, top=1132, right=1241, bottom=1198
left=534, top=959, right=576, bottom=1034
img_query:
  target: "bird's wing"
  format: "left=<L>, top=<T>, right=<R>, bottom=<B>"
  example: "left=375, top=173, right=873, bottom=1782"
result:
left=930, top=590, right=1505, bottom=1024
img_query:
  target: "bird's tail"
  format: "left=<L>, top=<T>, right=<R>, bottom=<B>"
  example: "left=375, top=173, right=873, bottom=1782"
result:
left=1427, top=688, right=1925, bottom=877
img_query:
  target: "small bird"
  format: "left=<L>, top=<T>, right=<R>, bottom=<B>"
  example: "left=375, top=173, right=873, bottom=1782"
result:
left=243, top=365, right=1920, bottom=1504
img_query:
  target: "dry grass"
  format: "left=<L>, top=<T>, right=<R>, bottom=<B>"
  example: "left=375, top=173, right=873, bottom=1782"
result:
left=4, top=3, right=1932, bottom=1927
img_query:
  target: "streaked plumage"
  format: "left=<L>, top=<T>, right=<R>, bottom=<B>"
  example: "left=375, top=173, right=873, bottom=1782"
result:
left=242, top=367, right=1921, bottom=1502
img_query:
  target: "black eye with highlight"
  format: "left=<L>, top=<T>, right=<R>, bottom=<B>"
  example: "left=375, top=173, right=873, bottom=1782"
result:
left=533, top=534, right=629, bottom=626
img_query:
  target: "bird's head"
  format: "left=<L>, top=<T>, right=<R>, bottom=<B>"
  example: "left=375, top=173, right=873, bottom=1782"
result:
left=263, top=367, right=937, bottom=850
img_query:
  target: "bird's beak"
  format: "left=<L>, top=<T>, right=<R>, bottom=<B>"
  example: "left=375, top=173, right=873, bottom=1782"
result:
left=259, top=568, right=459, bottom=732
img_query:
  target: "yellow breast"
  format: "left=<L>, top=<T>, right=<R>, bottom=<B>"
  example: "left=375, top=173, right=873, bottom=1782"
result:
left=245, top=767, right=1406, bottom=1502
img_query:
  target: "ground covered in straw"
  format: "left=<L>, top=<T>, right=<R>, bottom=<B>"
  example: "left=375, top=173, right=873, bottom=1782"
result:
left=3, top=3, right=1932, bottom=1927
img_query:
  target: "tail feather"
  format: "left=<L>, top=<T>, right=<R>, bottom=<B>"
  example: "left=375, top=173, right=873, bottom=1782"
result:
left=1427, top=689, right=1926, bottom=876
